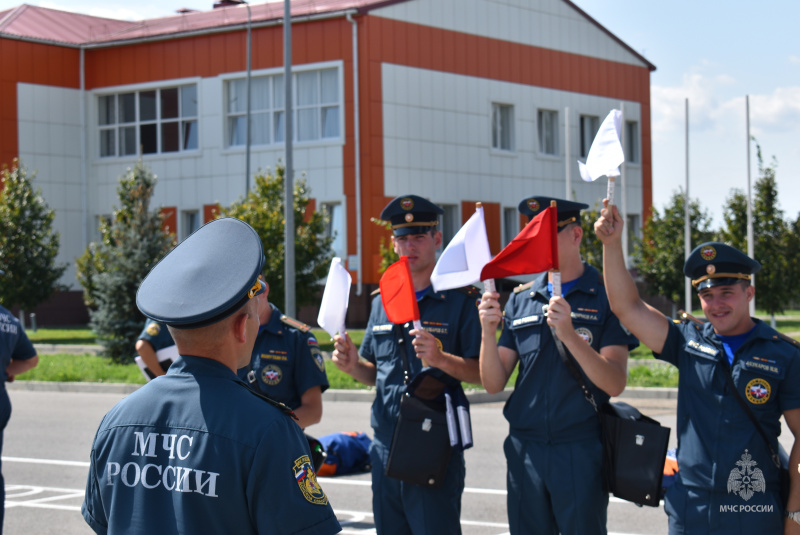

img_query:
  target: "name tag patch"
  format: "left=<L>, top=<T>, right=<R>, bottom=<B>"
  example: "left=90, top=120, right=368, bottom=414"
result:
left=512, top=315, right=541, bottom=327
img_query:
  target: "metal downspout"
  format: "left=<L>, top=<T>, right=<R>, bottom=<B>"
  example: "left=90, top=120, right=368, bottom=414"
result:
left=346, top=12, right=362, bottom=296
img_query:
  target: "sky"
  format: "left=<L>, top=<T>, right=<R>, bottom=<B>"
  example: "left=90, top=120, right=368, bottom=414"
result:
left=2, top=0, right=799, bottom=228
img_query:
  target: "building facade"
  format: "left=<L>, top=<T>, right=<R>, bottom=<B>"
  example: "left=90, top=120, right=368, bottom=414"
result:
left=0, top=0, right=654, bottom=324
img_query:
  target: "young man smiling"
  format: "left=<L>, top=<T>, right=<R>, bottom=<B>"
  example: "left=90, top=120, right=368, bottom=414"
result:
left=595, top=200, right=800, bottom=534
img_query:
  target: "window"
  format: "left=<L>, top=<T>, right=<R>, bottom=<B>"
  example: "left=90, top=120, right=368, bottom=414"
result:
left=491, top=103, right=514, bottom=151
left=579, top=115, right=599, bottom=158
left=626, top=121, right=639, bottom=163
left=627, top=214, right=640, bottom=244
left=181, top=210, right=200, bottom=241
left=322, top=203, right=344, bottom=259
left=503, top=207, right=518, bottom=247
left=438, top=205, right=459, bottom=249
left=226, top=67, right=341, bottom=147
left=538, top=109, right=558, bottom=155
left=98, top=85, right=198, bottom=158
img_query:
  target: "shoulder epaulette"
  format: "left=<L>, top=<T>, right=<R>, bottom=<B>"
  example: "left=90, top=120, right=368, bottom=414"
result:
left=678, top=310, right=704, bottom=326
left=237, top=382, right=298, bottom=420
left=513, top=280, right=535, bottom=294
left=774, top=331, right=800, bottom=348
left=371, top=288, right=381, bottom=296
left=456, top=285, right=480, bottom=298
left=280, top=315, right=310, bottom=333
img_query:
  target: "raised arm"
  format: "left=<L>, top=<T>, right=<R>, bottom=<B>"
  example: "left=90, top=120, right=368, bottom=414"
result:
left=594, top=200, right=670, bottom=354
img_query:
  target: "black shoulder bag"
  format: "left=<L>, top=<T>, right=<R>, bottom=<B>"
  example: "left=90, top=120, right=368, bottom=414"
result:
left=385, top=325, right=453, bottom=488
left=553, top=331, right=670, bottom=507
left=722, top=363, right=790, bottom=508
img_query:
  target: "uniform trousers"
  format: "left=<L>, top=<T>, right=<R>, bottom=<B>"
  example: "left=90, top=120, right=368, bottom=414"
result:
left=369, top=438, right=465, bottom=534
left=505, top=433, right=607, bottom=535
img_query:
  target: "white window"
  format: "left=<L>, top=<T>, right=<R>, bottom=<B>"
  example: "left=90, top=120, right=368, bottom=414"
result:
left=226, top=67, right=341, bottom=147
left=438, top=204, right=459, bottom=249
left=579, top=115, right=599, bottom=158
left=626, top=121, right=639, bottom=163
left=181, top=210, right=200, bottom=241
left=98, top=85, right=198, bottom=158
left=538, top=109, right=558, bottom=155
left=322, top=203, right=344, bottom=259
left=491, top=103, right=514, bottom=151
left=503, top=207, right=518, bottom=246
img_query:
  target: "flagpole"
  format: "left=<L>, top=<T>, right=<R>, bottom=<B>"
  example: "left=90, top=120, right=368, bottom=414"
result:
left=476, top=201, right=497, bottom=294
left=549, top=200, right=561, bottom=297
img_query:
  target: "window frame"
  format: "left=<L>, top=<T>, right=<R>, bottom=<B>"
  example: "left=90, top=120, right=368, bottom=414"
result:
left=97, top=82, right=199, bottom=159
left=579, top=114, right=599, bottom=158
left=537, top=109, right=559, bottom=156
left=491, top=102, right=515, bottom=152
left=625, top=120, right=639, bottom=163
left=223, top=62, right=344, bottom=149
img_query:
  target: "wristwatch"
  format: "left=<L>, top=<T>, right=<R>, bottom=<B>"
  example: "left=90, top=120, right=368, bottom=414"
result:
left=789, top=510, right=800, bottom=526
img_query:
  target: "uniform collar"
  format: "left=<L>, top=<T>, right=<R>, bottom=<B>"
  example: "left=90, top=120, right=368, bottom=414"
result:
left=529, top=262, right=600, bottom=299
left=260, top=303, right=284, bottom=335
left=168, top=354, right=241, bottom=380
left=417, top=285, right=447, bottom=302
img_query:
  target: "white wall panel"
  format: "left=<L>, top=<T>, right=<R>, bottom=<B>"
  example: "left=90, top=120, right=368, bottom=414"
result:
left=373, top=0, right=650, bottom=68
left=382, top=64, right=643, bottom=219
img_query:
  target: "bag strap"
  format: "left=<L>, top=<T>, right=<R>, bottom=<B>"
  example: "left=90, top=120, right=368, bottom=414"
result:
left=395, top=323, right=413, bottom=385
left=721, top=361, right=782, bottom=470
left=549, top=320, right=598, bottom=412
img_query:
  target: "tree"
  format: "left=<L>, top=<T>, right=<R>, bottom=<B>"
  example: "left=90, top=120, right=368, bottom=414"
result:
left=579, top=202, right=603, bottom=269
left=0, top=159, right=66, bottom=313
left=719, top=143, right=790, bottom=323
left=77, top=163, right=174, bottom=362
left=221, top=164, right=333, bottom=311
left=635, top=190, right=714, bottom=317
left=372, top=217, right=398, bottom=274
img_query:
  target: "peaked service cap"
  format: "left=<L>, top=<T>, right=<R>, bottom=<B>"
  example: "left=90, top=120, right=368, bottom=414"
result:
left=684, top=241, right=761, bottom=291
left=518, top=196, right=588, bottom=230
left=136, top=217, right=266, bottom=329
left=380, top=194, right=444, bottom=236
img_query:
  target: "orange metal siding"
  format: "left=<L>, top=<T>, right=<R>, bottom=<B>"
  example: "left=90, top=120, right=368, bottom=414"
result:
left=161, top=206, right=177, bottom=235
left=0, top=39, right=80, bottom=168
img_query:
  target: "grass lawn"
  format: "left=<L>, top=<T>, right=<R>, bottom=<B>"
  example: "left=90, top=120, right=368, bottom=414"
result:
left=23, top=313, right=800, bottom=389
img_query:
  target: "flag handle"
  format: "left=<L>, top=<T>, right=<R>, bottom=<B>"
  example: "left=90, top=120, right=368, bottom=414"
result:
left=551, top=270, right=562, bottom=297
left=483, top=279, right=496, bottom=294
left=412, top=319, right=429, bottom=367
left=607, top=176, right=616, bottom=206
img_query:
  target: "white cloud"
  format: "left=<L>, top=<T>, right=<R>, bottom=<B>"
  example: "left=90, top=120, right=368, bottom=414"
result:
left=790, top=55, right=800, bottom=65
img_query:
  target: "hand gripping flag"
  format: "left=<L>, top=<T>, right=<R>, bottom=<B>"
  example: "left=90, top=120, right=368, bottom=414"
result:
left=480, top=206, right=558, bottom=280
left=430, top=204, right=492, bottom=292
left=578, top=109, right=624, bottom=204
left=317, top=257, right=352, bottom=338
left=380, top=256, right=420, bottom=325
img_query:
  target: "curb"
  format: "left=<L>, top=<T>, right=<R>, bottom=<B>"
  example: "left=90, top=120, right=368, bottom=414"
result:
left=7, top=380, right=678, bottom=405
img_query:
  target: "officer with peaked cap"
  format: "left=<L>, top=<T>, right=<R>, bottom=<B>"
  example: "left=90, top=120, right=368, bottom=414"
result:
left=479, top=195, right=637, bottom=534
left=82, top=217, right=341, bottom=535
left=596, top=201, right=800, bottom=534
left=332, top=194, right=482, bottom=534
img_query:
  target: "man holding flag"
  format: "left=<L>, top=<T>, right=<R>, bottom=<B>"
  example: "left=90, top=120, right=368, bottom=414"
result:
left=478, top=196, right=636, bottom=535
left=332, top=194, right=481, bottom=534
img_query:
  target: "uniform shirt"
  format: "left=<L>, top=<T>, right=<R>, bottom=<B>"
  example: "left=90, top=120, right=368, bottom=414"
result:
left=360, top=286, right=481, bottom=445
left=498, top=265, right=637, bottom=443
left=238, top=304, right=329, bottom=410
left=136, top=319, right=175, bottom=351
left=658, top=318, right=800, bottom=492
left=82, top=355, right=341, bottom=535
left=0, top=305, right=36, bottom=383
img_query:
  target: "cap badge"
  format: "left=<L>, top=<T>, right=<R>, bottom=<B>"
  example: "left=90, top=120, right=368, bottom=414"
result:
left=401, top=198, right=414, bottom=211
left=527, top=199, right=540, bottom=212
left=405, top=213, right=414, bottom=223
left=706, top=265, right=716, bottom=275
left=247, top=279, right=261, bottom=298
left=700, top=245, right=717, bottom=261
